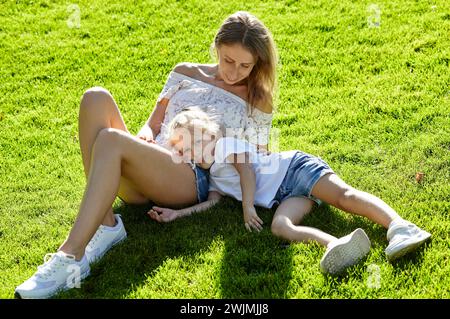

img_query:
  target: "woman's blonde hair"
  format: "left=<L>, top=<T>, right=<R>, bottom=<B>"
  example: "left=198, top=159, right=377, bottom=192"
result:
left=212, top=11, right=278, bottom=111
left=167, top=107, right=222, bottom=144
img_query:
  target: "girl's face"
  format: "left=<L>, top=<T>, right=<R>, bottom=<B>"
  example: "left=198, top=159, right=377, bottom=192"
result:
left=169, top=128, right=216, bottom=164
left=217, top=43, right=256, bottom=85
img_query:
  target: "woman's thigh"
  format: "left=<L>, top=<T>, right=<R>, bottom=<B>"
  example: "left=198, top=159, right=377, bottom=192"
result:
left=113, top=130, right=197, bottom=208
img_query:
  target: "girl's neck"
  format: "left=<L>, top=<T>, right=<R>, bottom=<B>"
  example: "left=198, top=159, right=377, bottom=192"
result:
left=196, top=136, right=219, bottom=169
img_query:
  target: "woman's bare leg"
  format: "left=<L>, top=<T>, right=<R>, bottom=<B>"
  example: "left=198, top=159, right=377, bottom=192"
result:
left=271, top=197, right=337, bottom=246
left=78, top=87, right=148, bottom=227
left=311, top=173, right=401, bottom=228
left=59, top=128, right=197, bottom=260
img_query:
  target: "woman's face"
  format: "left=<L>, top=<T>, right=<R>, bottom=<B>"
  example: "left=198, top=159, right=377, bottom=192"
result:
left=217, top=43, right=256, bottom=85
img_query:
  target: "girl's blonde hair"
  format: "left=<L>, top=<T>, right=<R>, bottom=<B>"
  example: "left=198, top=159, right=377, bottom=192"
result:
left=212, top=11, right=278, bottom=111
left=167, top=107, right=222, bottom=143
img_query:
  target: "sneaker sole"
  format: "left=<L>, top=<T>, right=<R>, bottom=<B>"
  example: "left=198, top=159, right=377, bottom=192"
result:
left=320, top=228, right=371, bottom=275
left=14, top=268, right=91, bottom=299
left=385, top=231, right=431, bottom=261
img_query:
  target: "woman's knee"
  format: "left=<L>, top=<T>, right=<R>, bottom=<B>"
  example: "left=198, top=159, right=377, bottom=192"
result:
left=94, top=128, right=124, bottom=149
left=80, top=86, right=113, bottom=111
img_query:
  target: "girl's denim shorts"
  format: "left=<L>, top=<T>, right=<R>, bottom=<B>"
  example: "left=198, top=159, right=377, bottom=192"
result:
left=193, top=164, right=210, bottom=203
left=273, top=151, right=334, bottom=206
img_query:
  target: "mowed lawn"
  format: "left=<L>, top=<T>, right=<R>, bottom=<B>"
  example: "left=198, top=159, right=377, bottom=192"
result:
left=0, top=0, right=449, bottom=299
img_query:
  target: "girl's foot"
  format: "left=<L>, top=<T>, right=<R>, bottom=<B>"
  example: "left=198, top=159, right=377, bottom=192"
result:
left=385, top=219, right=431, bottom=261
left=320, top=228, right=371, bottom=275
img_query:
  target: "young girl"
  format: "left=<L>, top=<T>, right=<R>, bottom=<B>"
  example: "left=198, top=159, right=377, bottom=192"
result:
left=148, top=108, right=432, bottom=275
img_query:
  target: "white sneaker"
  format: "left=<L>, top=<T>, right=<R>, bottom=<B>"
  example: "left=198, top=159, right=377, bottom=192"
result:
left=15, top=251, right=90, bottom=299
left=320, top=228, right=371, bottom=275
left=385, top=219, right=431, bottom=261
left=85, top=214, right=127, bottom=264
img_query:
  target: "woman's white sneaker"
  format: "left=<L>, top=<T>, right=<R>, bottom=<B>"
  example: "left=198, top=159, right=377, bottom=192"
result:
left=14, top=251, right=90, bottom=299
left=320, top=228, right=371, bottom=275
left=85, top=214, right=127, bottom=264
left=385, top=219, right=431, bottom=261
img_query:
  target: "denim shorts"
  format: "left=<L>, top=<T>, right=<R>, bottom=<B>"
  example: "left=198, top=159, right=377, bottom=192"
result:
left=193, top=164, right=210, bottom=203
left=273, top=151, right=334, bottom=206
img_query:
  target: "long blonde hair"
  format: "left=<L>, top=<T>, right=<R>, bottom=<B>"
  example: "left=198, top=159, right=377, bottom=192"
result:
left=212, top=11, right=278, bottom=111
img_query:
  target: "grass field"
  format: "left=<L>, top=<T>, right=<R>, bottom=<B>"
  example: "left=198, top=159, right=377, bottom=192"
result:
left=0, top=0, right=449, bottom=299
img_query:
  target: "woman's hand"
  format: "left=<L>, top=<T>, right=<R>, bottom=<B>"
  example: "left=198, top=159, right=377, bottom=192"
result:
left=147, top=206, right=179, bottom=223
left=243, top=205, right=263, bottom=232
left=137, top=134, right=156, bottom=144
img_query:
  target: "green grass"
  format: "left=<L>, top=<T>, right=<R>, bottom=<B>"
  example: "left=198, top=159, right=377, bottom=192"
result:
left=1, top=0, right=449, bottom=299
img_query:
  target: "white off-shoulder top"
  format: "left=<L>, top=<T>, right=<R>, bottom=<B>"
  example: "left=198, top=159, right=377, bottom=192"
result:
left=153, top=71, right=273, bottom=147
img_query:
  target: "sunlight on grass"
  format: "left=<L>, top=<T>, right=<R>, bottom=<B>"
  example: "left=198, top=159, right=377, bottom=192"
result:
left=1, top=0, right=449, bottom=298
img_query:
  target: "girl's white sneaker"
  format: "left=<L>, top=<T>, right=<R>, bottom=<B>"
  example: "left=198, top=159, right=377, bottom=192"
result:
left=385, top=219, right=431, bottom=261
left=320, top=228, right=371, bottom=275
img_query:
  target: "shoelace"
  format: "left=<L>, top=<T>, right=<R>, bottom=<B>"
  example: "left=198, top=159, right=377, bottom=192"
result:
left=35, top=253, right=66, bottom=280
left=389, top=223, right=419, bottom=241
left=87, top=228, right=104, bottom=249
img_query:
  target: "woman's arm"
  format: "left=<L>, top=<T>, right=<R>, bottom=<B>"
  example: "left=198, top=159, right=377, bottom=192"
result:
left=148, top=191, right=222, bottom=223
left=137, top=98, right=169, bottom=141
left=231, top=153, right=263, bottom=232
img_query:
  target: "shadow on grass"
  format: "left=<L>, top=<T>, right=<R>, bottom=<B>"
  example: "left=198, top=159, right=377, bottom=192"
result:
left=57, top=198, right=420, bottom=298
left=57, top=198, right=295, bottom=299
left=389, top=241, right=431, bottom=273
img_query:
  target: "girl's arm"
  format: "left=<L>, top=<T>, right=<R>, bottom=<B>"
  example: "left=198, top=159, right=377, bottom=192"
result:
left=148, top=191, right=222, bottom=223
left=231, top=153, right=264, bottom=232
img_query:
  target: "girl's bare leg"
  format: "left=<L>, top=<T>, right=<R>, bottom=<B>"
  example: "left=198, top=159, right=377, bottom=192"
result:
left=271, top=197, right=337, bottom=246
left=59, top=128, right=197, bottom=260
left=311, top=173, right=401, bottom=228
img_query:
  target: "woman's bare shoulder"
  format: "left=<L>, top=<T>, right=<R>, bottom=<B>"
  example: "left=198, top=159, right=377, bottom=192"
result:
left=172, top=63, right=216, bottom=80
left=253, top=101, right=273, bottom=114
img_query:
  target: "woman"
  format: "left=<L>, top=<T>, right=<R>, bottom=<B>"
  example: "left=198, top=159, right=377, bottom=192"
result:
left=15, top=11, right=277, bottom=299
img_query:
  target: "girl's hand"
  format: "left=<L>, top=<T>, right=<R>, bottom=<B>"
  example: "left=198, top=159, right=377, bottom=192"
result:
left=243, top=205, right=263, bottom=232
left=147, top=206, right=179, bottom=223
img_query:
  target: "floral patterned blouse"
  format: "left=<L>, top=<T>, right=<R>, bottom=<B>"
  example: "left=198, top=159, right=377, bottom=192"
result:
left=153, top=71, right=273, bottom=148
